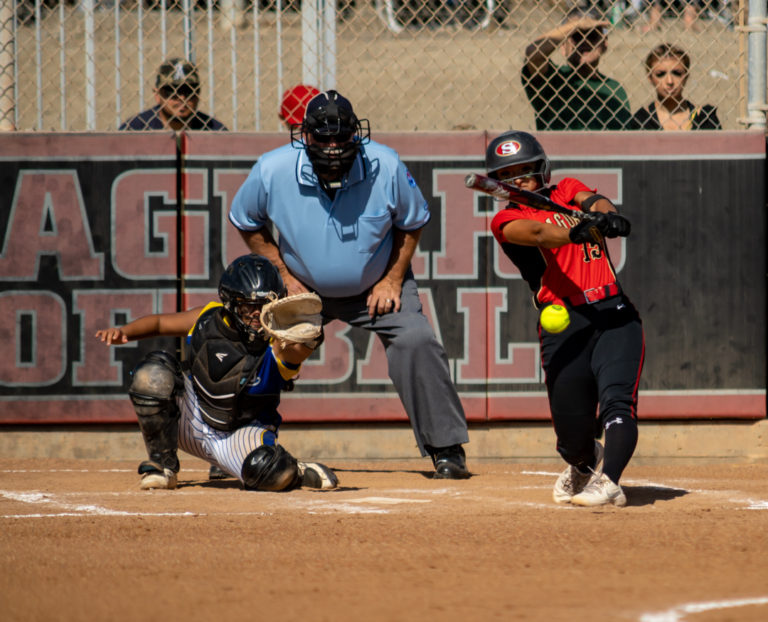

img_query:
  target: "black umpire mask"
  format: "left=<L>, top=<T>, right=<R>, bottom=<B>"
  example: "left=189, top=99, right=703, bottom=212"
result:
left=299, top=90, right=369, bottom=183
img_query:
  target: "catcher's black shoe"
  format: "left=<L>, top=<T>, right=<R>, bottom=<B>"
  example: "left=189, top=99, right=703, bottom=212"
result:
left=208, top=464, right=229, bottom=480
left=427, top=444, right=470, bottom=479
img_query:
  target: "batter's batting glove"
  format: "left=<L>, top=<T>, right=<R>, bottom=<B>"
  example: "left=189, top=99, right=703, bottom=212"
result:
left=569, top=212, right=631, bottom=244
left=569, top=213, right=606, bottom=244
left=599, top=212, right=631, bottom=238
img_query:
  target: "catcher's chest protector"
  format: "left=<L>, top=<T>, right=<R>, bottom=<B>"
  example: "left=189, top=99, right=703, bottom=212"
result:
left=186, top=308, right=279, bottom=430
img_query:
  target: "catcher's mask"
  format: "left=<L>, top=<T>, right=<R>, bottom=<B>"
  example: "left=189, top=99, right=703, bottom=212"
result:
left=485, top=130, right=551, bottom=188
left=291, top=90, right=370, bottom=185
left=218, top=254, right=287, bottom=342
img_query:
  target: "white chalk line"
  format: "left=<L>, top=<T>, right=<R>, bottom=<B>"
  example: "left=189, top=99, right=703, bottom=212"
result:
left=0, top=468, right=216, bottom=475
left=640, top=596, right=768, bottom=621
left=2, top=469, right=766, bottom=515
left=0, top=489, right=199, bottom=518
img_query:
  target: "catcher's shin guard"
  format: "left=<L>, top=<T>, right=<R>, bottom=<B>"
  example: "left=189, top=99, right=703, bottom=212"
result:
left=241, top=445, right=301, bottom=491
left=129, top=351, right=183, bottom=473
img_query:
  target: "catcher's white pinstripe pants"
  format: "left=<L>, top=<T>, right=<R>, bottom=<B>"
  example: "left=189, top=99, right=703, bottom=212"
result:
left=176, top=376, right=279, bottom=482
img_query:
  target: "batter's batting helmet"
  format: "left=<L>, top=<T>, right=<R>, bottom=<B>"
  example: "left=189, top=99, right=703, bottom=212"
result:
left=485, top=131, right=551, bottom=186
left=218, top=254, right=286, bottom=342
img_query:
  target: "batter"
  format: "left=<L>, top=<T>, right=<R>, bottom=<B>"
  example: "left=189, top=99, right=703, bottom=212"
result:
left=486, top=130, right=645, bottom=507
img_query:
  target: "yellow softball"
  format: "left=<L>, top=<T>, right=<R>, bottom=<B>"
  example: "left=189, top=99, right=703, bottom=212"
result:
left=540, top=304, right=570, bottom=334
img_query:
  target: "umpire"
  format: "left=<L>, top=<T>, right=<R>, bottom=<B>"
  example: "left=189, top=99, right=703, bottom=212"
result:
left=228, top=90, right=470, bottom=479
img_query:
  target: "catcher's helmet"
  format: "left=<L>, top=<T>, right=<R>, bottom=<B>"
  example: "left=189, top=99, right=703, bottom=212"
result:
left=218, top=254, right=286, bottom=342
left=292, top=90, right=370, bottom=183
left=485, top=131, right=551, bottom=186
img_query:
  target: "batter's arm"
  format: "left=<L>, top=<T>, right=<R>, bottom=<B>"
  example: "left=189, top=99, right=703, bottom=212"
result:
left=573, top=191, right=618, bottom=214
left=367, top=227, right=421, bottom=317
left=500, top=219, right=572, bottom=249
left=238, top=228, right=308, bottom=296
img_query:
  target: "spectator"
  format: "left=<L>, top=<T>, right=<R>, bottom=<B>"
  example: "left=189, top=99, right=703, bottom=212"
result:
left=629, top=43, right=721, bottom=129
left=640, top=1, right=700, bottom=32
left=229, top=90, right=471, bottom=479
left=278, top=84, right=320, bottom=130
left=218, top=0, right=246, bottom=32
left=522, top=8, right=632, bottom=130
left=119, top=58, right=227, bottom=131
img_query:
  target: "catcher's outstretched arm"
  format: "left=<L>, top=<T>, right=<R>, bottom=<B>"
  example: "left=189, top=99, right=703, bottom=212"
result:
left=95, top=306, right=204, bottom=345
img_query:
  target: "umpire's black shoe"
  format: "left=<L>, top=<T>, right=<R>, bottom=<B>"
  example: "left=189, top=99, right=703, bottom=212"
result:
left=427, top=444, right=470, bottom=479
left=208, top=464, right=229, bottom=480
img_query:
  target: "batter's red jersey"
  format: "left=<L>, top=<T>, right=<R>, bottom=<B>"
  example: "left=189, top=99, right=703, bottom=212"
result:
left=490, top=177, right=618, bottom=306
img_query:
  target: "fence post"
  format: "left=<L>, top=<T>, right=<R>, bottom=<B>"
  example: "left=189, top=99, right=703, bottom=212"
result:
left=746, top=0, right=767, bottom=130
left=84, top=0, right=96, bottom=130
left=302, top=0, right=336, bottom=89
left=0, top=0, right=13, bottom=130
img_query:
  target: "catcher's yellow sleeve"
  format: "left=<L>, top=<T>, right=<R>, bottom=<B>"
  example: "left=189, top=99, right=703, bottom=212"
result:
left=271, top=344, right=301, bottom=381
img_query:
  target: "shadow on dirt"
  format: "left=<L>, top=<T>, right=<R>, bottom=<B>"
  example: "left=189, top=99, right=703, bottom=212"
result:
left=331, top=466, right=475, bottom=480
left=624, top=485, right=688, bottom=506
left=177, top=478, right=365, bottom=492
left=178, top=478, right=242, bottom=490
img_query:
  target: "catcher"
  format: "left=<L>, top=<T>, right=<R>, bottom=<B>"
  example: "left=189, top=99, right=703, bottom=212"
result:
left=94, top=253, right=337, bottom=492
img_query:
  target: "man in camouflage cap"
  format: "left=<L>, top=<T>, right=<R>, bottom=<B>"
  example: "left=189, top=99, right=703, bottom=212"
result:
left=120, top=57, right=227, bottom=131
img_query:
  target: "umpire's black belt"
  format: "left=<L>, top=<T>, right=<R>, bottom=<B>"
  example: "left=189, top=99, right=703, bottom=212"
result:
left=567, top=283, right=620, bottom=306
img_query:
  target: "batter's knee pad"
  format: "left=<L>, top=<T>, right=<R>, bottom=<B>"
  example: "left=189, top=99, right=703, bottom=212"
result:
left=241, top=445, right=300, bottom=491
left=129, top=351, right=183, bottom=472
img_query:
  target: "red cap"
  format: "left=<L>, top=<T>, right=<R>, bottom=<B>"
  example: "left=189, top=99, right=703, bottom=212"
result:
left=280, top=84, right=321, bottom=125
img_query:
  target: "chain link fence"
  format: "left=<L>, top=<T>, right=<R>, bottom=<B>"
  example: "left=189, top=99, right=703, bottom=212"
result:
left=0, top=0, right=758, bottom=132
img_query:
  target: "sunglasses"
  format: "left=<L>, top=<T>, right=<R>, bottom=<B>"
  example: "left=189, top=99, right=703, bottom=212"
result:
left=159, top=85, right=199, bottom=100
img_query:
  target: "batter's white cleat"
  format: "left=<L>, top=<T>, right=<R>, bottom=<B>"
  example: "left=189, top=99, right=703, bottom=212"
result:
left=138, top=461, right=178, bottom=490
left=297, top=461, right=339, bottom=489
left=552, top=441, right=604, bottom=504
left=571, top=472, right=627, bottom=507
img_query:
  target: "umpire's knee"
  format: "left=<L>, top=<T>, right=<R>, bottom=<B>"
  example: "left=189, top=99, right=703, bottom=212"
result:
left=241, top=445, right=300, bottom=491
left=387, top=315, right=437, bottom=353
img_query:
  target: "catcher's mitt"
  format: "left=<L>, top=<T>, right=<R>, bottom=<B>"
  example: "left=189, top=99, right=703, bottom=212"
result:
left=261, top=292, right=323, bottom=346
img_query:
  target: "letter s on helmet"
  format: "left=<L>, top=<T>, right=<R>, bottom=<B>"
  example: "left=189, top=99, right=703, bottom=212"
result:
left=485, top=130, right=551, bottom=186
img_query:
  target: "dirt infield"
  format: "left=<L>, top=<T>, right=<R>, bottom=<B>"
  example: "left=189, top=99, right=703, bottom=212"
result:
left=1, top=457, right=767, bottom=622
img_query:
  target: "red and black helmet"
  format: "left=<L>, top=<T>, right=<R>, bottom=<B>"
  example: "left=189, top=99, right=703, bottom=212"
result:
left=485, top=131, right=551, bottom=186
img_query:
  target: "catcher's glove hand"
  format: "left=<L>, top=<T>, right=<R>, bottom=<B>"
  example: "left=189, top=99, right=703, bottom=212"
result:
left=260, top=292, right=323, bottom=346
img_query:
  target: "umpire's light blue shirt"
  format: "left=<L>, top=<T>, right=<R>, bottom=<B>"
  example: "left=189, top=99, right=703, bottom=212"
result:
left=228, top=140, right=430, bottom=297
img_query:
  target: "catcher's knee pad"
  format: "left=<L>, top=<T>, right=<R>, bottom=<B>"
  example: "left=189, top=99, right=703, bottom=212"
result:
left=129, top=351, right=182, bottom=472
left=241, top=445, right=300, bottom=491
left=129, top=351, right=183, bottom=416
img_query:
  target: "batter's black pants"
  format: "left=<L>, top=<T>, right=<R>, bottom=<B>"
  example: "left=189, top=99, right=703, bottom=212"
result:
left=539, top=294, right=645, bottom=483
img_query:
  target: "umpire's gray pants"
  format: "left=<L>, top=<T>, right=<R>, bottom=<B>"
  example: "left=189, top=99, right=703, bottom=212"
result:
left=320, top=274, right=469, bottom=456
